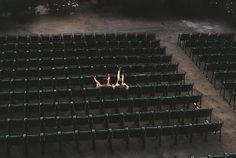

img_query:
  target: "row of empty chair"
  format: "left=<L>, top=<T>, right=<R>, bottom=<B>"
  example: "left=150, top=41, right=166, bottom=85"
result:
left=0, top=33, right=157, bottom=43
left=187, top=47, right=236, bottom=59
left=0, top=55, right=173, bottom=69
left=1, top=63, right=177, bottom=75
left=178, top=33, right=235, bottom=47
left=0, top=33, right=221, bottom=153
left=181, top=41, right=236, bottom=50
left=0, top=66, right=179, bottom=81
left=0, top=40, right=160, bottom=51
left=0, top=47, right=166, bottom=59
left=0, top=108, right=213, bottom=134
left=0, top=122, right=222, bottom=152
left=1, top=95, right=202, bottom=117
left=198, top=152, right=236, bottom=158
left=178, top=32, right=236, bottom=109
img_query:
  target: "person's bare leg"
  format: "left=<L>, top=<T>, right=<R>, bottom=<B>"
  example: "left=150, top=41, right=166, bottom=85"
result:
left=92, top=75, right=101, bottom=88
left=107, top=74, right=111, bottom=86
left=121, top=74, right=129, bottom=90
left=116, top=67, right=121, bottom=84
left=124, top=83, right=129, bottom=90
left=121, top=73, right=125, bottom=84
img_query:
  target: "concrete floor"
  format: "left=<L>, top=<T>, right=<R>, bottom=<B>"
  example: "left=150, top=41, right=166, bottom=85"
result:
left=0, top=8, right=236, bottom=158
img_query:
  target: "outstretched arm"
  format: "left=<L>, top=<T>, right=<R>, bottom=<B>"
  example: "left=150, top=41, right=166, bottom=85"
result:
left=107, top=74, right=111, bottom=85
left=92, top=75, right=99, bottom=83
left=121, top=73, right=125, bottom=84
left=92, top=75, right=101, bottom=88
left=121, top=73, right=129, bottom=89
left=116, top=67, right=121, bottom=84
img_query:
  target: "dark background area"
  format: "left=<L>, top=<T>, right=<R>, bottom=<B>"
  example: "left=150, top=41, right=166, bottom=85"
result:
left=0, top=0, right=234, bottom=16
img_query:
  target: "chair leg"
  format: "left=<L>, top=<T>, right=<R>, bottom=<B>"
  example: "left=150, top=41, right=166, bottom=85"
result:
left=73, top=130, right=79, bottom=151
left=6, top=138, right=10, bottom=154
left=223, top=88, right=226, bottom=99
left=220, top=84, right=223, bottom=94
left=213, top=79, right=216, bottom=88
left=125, top=128, right=129, bottom=149
left=158, top=135, right=162, bottom=146
left=174, top=133, right=178, bottom=145
left=92, top=130, right=96, bottom=151
left=219, top=128, right=222, bottom=142
left=108, top=129, right=113, bottom=151
left=229, top=93, right=233, bottom=104
left=189, top=132, right=193, bottom=144
left=233, top=95, right=236, bottom=110
left=204, top=132, right=208, bottom=142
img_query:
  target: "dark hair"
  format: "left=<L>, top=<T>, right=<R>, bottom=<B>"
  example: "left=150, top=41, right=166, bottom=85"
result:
left=103, top=78, right=108, bottom=84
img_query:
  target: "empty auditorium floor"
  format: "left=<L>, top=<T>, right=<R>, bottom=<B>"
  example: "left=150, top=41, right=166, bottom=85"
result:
left=0, top=10, right=236, bottom=158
